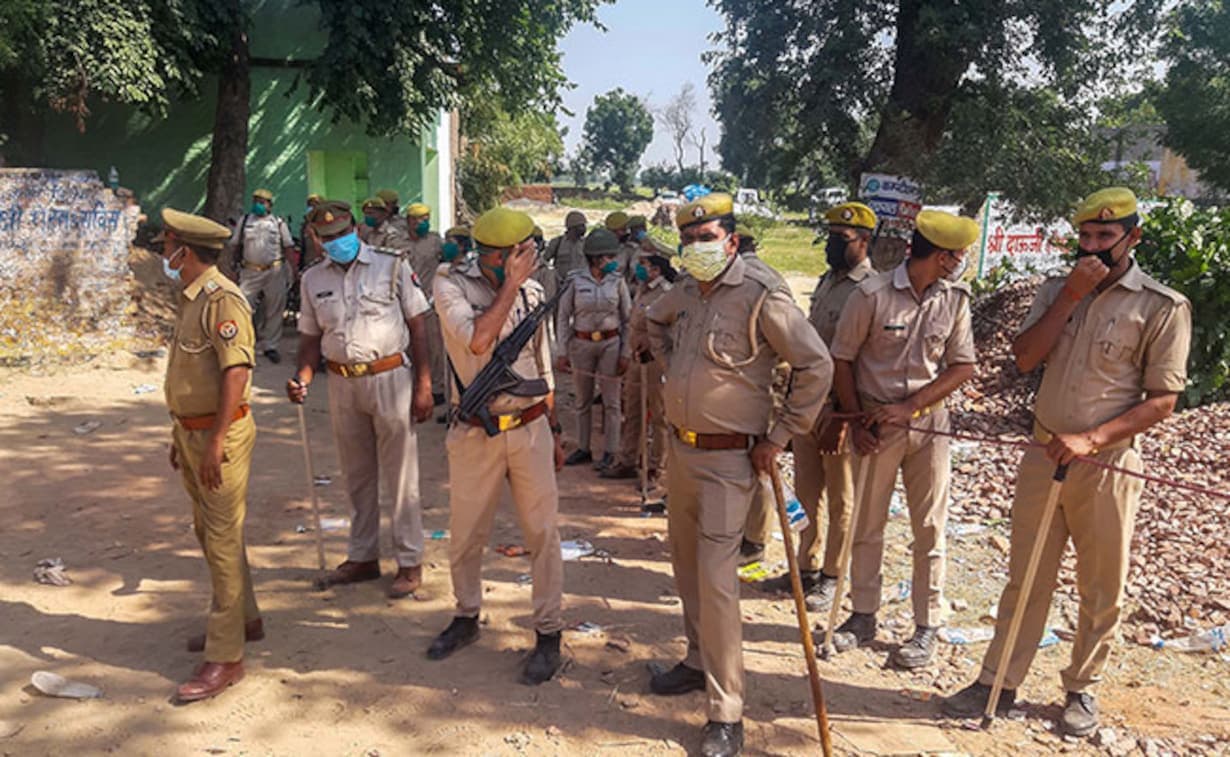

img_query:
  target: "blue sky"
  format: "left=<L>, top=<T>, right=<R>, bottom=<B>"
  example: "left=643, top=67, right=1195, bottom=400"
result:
left=557, top=0, right=725, bottom=169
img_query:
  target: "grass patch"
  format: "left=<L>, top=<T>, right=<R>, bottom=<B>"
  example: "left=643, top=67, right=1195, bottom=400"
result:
left=754, top=223, right=826, bottom=278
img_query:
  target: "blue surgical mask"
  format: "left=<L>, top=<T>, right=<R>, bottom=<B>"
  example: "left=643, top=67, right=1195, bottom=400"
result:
left=162, top=248, right=184, bottom=282
left=251, top=202, right=268, bottom=216
left=481, top=261, right=506, bottom=286
left=364, top=215, right=379, bottom=228
left=415, top=219, right=430, bottom=236
left=323, top=230, right=361, bottom=264
left=441, top=241, right=461, bottom=262
left=601, top=260, right=619, bottom=275
left=634, top=229, right=648, bottom=241
left=634, top=264, right=649, bottom=282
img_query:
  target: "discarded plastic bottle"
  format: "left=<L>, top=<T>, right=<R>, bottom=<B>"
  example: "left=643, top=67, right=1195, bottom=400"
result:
left=780, top=482, right=810, bottom=533
left=107, top=165, right=119, bottom=189
left=1151, top=623, right=1229, bottom=653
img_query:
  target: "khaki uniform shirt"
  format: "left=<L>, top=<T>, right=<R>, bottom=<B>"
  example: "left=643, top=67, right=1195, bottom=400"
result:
left=809, top=258, right=874, bottom=346
left=646, top=254, right=833, bottom=447
left=1020, top=260, right=1191, bottom=436
left=406, top=232, right=444, bottom=295
left=546, top=235, right=586, bottom=282
left=623, top=276, right=672, bottom=360
left=164, top=266, right=255, bottom=417
left=830, top=262, right=976, bottom=406
left=433, top=259, right=555, bottom=415
left=556, top=268, right=631, bottom=353
left=298, top=243, right=431, bottom=364
left=366, top=219, right=412, bottom=251
left=229, top=214, right=292, bottom=266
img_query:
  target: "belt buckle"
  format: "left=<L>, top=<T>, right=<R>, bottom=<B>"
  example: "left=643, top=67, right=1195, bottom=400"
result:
left=498, top=414, right=521, bottom=432
left=677, top=428, right=698, bottom=447
left=590, top=331, right=603, bottom=342
left=350, top=362, right=370, bottom=377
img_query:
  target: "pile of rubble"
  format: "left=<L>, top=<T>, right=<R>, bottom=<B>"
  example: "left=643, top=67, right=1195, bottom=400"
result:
left=948, top=278, right=1230, bottom=634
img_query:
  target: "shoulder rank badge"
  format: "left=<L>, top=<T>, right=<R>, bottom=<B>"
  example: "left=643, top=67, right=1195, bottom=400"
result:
left=218, top=320, right=239, bottom=340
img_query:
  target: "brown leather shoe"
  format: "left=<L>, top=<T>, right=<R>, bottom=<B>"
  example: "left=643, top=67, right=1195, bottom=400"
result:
left=186, top=618, right=265, bottom=653
left=175, top=661, right=244, bottom=702
left=316, top=559, right=381, bottom=589
left=388, top=564, right=423, bottom=599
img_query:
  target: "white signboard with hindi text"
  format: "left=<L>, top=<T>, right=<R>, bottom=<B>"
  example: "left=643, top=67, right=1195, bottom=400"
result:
left=858, top=173, right=924, bottom=238
left=975, top=192, right=1072, bottom=280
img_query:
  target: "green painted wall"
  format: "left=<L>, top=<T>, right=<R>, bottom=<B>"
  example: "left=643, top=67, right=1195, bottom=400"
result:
left=36, top=0, right=442, bottom=230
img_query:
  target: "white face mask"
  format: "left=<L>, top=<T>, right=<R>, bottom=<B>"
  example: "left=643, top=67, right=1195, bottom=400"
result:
left=944, top=253, right=969, bottom=282
left=679, top=238, right=730, bottom=282
left=163, top=247, right=185, bottom=282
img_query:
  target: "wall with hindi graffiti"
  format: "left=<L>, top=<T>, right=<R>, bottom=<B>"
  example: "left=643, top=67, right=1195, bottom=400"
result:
left=0, top=169, right=141, bottom=363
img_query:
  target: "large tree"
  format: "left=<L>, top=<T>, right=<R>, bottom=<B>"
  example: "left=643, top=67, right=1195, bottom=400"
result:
left=580, top=88, right=655, bottom=192
left=1156, top=0, right=1230, bottom=193
left=658, top=82, right=697, bottom=174
left=458, top=101, right=565, bottom=212
left=708, top=0, right=1163, bottom=217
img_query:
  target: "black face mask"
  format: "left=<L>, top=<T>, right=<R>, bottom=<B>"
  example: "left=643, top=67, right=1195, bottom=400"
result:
left=825, top=235, right=850, bottom=270
left=1076, top=229, right=1128, bottom=268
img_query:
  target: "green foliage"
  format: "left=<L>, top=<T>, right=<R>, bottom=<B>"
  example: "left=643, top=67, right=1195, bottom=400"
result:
left=310, top=0, right=603, bottom=138
left=1137, top=198, right=1230, bottom=408
left=708, top=0, right=1163, bottom=216
left=458, top=101, right=565, bottom=212
left=580, top=88, right=655, bottom=193
left=639, top=164, right=738, bottom=194
left=1156, top=0, right=1230, bottom=192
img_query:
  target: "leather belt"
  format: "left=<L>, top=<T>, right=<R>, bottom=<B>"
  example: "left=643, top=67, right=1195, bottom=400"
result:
left=175, top=404, right=250, bottom=431
left=242, top=259, right=283, bottom=272
left=465, top=401, right=549, bottom=433
left=672, top=425, right=752, bottom=451
left=576, top=328, right=619, bottom=342
left=326, top=353, right=405, bottom=378
left=1033, top=420, right=1132, bottom=453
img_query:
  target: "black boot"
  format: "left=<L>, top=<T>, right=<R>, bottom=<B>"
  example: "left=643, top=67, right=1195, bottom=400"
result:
left=649, top=662, right=706, bottom=695
left=738, top=538, right=765, bottom=566
left=804, top=574, right=838, bottom=613
left=829, top=612, right=877, bottom=653
left=593, top=452, right=615, bottom=471
left=941, top=681, right=1016, bottom=719
left=564, top=449, right=592, bottom=466
left=426, top=616, right=480, bottom=660
left=700, top=720, right=743, bottom=757
left=521, top=630, right=562, bottom=685
left=891, top=625, right=938, bottom=669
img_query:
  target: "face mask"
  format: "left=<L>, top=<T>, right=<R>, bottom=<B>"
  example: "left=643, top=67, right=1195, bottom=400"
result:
left=634, top=264, right=649, bottom=282
left=1076, top=229, right=1129, bottom=268
left=441, top=241, right=461, bottom=262
left=601, top=260, right=619, bottom=275
left=323, top=230, right=360, bottom=264
left=481, top=260, right=506, bottom=286
left=162, top=247, right=184, bottom=282
left=679, top=238, right=730, bottom=282
left=251, top=202, right=268, bottom=216
left=364, top=215, right=380, bottom=228
left=944, top=253, right=969, bottom=282
left=633, top=229, right=648, bottom=241
left=825, top=235, right=850, bottom=270
left=305, top=206, right=313, bottom=216
left=414, top=219, right=430, bottom=236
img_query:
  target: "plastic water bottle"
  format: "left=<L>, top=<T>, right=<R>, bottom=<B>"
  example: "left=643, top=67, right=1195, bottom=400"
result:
left=107, top=165, right=119, bottom=189
left=1151, top=623, right=1229, bottom=653
left=780, top=481, right=810, bottom=533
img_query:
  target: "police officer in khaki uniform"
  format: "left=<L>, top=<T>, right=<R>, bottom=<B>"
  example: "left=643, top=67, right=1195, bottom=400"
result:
left=556, top=228, right=632, bottom=471
left=405, top=202, right=447, bottom=404
left=227, top=188, right=295, bottom=363
left=359, top=196, right=411, bottom=250
left=426, top=207, right=568, bottom=685
left=602, top=251, right=677, bottom=483
left=943, top=188, right=1192, bottom=737
left=158, top=208, right=262, bottom=702
left=287, top=201, right=434, bottom=599
left=759, top=202, right=876, bottom=611
left=646, top=193, right=832, bottom=757
left=544, top=210, right=587, bottom=285
left=827, top=209, right=979, bottom=669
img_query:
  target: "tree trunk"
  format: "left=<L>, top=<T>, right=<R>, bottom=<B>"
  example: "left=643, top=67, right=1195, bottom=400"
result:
left=203, top=3, right=250, bottom=228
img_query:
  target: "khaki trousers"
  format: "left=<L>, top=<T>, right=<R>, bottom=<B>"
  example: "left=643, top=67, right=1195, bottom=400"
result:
left=239, top=265, right=287, bottom=353
left=978, top=445, right=1144, bottom=692
left=445, top=415, right=564, bottom=632
left=666, top=436, right=756, bottom=723
left=173, top=414, right=260, bottom=663
left=568, top=336, right=621, bottom=455
left=849, top=415, right=950, bottom=627
left=425, top=311, right=446, bottom=398
left=743, top=478, right=775, bottom=545
left=326, top=364, right=424, bottom=567
left=792, top=422, right=855, bottom=576
left=615, top=360, right=666, bottom=472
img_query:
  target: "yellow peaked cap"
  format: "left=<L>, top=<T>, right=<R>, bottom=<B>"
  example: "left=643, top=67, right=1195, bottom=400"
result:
left=405, top=202, right=430, bottom=218
left=604, top=211, right=629, bottom=231
left=472, top=207, right=535, bottom=248
left=1073, top=186, right=1138, bottom=225
left=915, top=209, right=980, bottom=251
left=676, top=192, right=734, bottom=229
left=824, top=202, right=877, bottom=231
left=252, top=188, right=273, bottom=201
left=158, top=208, right=231, bottom=249
left=376, top=188, right=400, bottom=206
left=361, top=196, right=386, bottom=211
left=307, top=200, right=354, bottom=236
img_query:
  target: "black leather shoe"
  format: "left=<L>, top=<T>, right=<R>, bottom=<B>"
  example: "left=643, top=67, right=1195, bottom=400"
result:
left=649, top=662, right=705, bottom=695
left=738, top=538, right=764, bottom=566
left=804, top=574, right=838, bottom=613
left=263, top=349, right=281, bottom=364
left=520, top=631, right=562, bottom=685
left=891, top=625, right=938, bottom=669
left=830, top=612, right=877, bottom=652
left=1061, top=691, right=1098, bottom=737
left=564, top=449, right=593, bottom=466
left=941, top=681, right=1016, bottom=719
left=426, top=616, right=480, bottom=660
left=700, top=720, right=743, bottom=757
left=593, top=452, right=615, bottom=471
left=759, top=570, right=820, bottom=594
